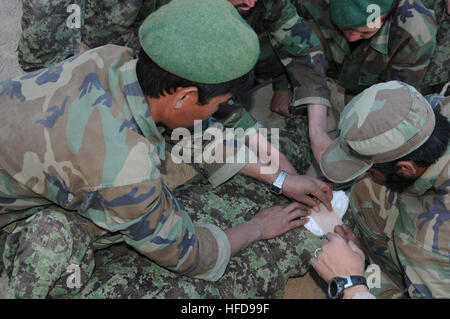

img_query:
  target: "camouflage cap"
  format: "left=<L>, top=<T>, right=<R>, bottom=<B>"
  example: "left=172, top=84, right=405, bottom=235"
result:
left=138, top=0, right=260, bottom=84
left=330, top=0, right=394, bottom=28
left=320, top=81, right=436, bottom=183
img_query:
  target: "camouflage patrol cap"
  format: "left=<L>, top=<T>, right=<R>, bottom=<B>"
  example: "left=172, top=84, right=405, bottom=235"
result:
left=330, top=0, right=394, bottom=28
left=138, top=0, right=260, bottom=84
left=320, top=81, right=436, bottom=183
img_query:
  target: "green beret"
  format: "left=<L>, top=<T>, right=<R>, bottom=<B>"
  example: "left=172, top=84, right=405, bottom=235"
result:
left=330, top=0, right=394, bottom=28
left=138, top=0, right=260, bottom=84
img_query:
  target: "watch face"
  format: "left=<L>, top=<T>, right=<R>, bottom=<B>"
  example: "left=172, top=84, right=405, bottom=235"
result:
left=328, top=279, right=338, bottom=299
left=328, top=277, right=346, bottom=299
left=270, top=185, right=282, bottom=195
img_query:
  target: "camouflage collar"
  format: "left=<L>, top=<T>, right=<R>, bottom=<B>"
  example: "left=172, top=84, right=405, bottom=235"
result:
left=119, top=59, right=166, bottom=160
left=368, top=16, right=391, bottom=55
left=319, top=13, right=391, bottom=58
left=405, top=143, right=450, bottom=196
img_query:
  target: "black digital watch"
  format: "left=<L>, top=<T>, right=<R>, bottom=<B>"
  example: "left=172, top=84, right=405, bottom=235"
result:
left=328, top=276, right=368, bottom=299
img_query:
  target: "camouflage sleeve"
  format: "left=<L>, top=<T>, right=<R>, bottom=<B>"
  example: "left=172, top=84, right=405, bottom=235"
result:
left=397, top=158, right=450, bottom=298
left=169, top=99, right=261, bottom=188
left=19, top=0, right=84, bottom=71
left=262, top=0, right=331, bottom=108
left=365, top=267, right=407, bottom=299
left=78, top=178, right=230, bottom=281
left=83, top=0, right=143, bottom=49
left=387, top=4, right=438, bottom=87
left=397, top=239, right=450, bottom=299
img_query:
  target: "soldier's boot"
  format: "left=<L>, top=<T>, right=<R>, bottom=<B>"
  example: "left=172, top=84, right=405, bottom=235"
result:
left=0, top=209, right=95, bottom=298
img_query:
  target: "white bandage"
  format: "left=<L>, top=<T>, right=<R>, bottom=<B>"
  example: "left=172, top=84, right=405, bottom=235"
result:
left=304, top=190, right=350, bottom=236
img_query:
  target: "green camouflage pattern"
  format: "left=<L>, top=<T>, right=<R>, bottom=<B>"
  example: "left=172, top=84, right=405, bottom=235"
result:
left=18, top=0, right=331, bottom=108
left=0, top=45, right=266, bottom=285
left=321, top=81, right=436, bottom=183
left=244, top=0, right=331, bottom=108
left=347, top=95, right=450, bottom=299
left=0, top=166, right=325, bottom=298
left=18, top=0, right=171, bottom=71
left=350, top=136, right=450, bottom=298
left=295, top=0, right=439, bottom=95
left=0, top=44, right=328, bottom=298
left=420, top=0, right=450, bottom=93
left=0, top=208, right=95, bottom=298
left=17, top=0, right=447, bottom=103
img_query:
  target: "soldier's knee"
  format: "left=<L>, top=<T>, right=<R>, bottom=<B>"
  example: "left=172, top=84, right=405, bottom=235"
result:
left=5, top=209, right=91, bottom=263
left=2, top=210, right=94, bottom=298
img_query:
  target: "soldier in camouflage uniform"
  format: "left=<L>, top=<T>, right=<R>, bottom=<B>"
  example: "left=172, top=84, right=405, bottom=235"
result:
left=0, top=0, right=333, bottom=298
left=313, top=81, right=450, bottom=298
left=18, top=0, right=328, bottom=120
left=286, top=0, right=442, bottom=164
left=17, top=0, right=338, bottom=172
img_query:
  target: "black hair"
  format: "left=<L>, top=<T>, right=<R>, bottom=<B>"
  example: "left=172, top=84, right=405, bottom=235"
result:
left=369, top=107, right=449, bottom=192
left=135, top=50, right=255, bottom=105
left=372, top=106, right=450, bottom=172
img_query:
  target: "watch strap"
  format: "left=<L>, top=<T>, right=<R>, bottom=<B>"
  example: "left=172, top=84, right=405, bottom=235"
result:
left=343, top=275, right=367, bottom=289
left=328, top=275, right=368, bottom=299
left=270, top=170, right=288, bottom=195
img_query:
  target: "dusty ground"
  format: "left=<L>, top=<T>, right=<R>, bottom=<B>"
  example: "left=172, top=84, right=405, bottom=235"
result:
left=0, top=0, right=23, bottom=81
left=0, top=0, right=327, bottom=298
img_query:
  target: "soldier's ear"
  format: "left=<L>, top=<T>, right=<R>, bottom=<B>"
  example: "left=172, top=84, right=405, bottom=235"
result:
left=396, top=161, right=417, bottom=177
left=173, top=87, right=198, bottom=110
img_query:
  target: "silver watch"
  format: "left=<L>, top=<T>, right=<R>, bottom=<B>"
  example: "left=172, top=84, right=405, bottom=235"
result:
left=269, top=170, right=288, bottom=195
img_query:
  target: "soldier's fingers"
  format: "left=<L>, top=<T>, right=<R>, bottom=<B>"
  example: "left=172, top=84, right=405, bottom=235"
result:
left=298, top=194, right=319, bottom=209
left=289, top=218, right=308, bottom=230
left=310, top=256, right=319, bottom=267
left=325, top=232, right=344, bottom=242
left=284, top=201, right=309, bottom=213
left=309, top=187, right=333, bottom=212
left=288, top=209, right=309, bottom=221
left=283, top=202, right=303, bottom=212
left=319, top=180, right=333, bottom=201
left=334, top=224, right=346, bottom=236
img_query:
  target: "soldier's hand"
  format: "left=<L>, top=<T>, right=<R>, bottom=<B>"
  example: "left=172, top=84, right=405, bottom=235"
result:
left=250, top=202, right=310, bottom=240
left=282, top=174, right=333, bottom=212
left=270, top=90, right=293, bottom=118
left=310, top=232, right=366, bottom=284
left=334, top=224, right=365, bottom=256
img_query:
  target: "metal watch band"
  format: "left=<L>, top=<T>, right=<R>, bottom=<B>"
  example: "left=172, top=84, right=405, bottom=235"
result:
left=269, top=170, right=288, bottom=195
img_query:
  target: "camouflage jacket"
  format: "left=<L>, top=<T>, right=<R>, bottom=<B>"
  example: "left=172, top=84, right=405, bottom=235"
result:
left=245, top=0, right=331, bottom=107
left=353, top=98, right=450, bottom=298
left=0, top=45, right=260, bottom=281
left=296, top=0, right=438, bottom=95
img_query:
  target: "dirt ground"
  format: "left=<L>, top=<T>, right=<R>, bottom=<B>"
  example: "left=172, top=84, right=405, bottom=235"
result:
left=0, top=0, right=327, bottom=299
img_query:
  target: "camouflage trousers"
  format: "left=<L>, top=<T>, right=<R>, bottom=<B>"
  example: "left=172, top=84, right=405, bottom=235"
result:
left=0, top=115, right=328, bottom=299
left=350, top=177, right=408, bottom=299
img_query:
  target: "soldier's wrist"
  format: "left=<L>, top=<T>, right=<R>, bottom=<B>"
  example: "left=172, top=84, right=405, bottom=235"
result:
left=343, top=285, right=370, bottom=299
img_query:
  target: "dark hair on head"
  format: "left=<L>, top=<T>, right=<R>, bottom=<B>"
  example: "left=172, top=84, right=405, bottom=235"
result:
left=136, top=50, right=255, bottom=105
left=372, top=106, right=450, bottom=173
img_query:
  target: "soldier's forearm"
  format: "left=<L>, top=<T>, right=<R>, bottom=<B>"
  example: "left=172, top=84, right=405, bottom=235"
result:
left=225, top=220, right=262, bottom=256
left=308, top=104, right=328, bottom=137
left=241, top=131, right=297, bottom=183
